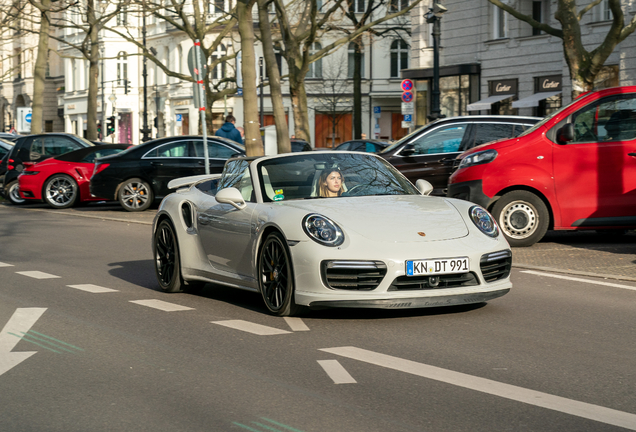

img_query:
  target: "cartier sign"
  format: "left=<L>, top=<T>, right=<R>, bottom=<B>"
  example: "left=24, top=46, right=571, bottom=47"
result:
left=538, top=75, right=562, bottom=92
left=490, top=79, right=517, bottom=96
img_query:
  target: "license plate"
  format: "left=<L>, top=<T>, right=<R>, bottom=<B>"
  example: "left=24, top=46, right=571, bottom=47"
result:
left=406, top=257, right=469, bottom=276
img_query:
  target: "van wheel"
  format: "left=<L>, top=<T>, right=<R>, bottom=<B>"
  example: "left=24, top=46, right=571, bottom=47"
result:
left=492, top=191, right=549, bottom=247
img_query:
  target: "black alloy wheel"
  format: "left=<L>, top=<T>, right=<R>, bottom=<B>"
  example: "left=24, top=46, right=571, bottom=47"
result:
left=154, top=220, right=184, bottom=293
left=118, top=178, right=153, bottom=212
left=44, top=174, right=79, bottom=209
left=5, top=181, right=26, bottom=205
left=258, top=232, right=301, bottom=316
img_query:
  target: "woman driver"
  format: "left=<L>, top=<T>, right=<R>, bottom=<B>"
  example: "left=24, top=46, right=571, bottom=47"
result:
left=319, top=169, right=344, bottom=197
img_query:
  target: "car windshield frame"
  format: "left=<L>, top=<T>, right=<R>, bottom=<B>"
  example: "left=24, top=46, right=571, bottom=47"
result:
left=256, top=152, right=420, bottom=202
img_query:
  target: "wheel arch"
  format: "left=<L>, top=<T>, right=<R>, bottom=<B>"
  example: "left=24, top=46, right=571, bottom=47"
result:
left=489, top=185, right=556, bottom=230
left=254, top=224, right=296, bottom=291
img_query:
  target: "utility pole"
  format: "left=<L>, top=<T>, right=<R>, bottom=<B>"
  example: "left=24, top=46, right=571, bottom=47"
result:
left=425, top=3, right=447, bottom=121
left=140, top=0, right=151, bottom=142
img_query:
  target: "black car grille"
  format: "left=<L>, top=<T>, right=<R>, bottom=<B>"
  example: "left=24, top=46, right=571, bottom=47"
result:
left=388, top=272, right=478, bottom=291
left=321, top=260, right=387, bottom=290
left=480, top=250, right=512, bottom=282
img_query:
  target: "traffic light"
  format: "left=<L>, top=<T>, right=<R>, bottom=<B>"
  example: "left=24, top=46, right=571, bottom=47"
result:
left=106, top=116, right=115, bottom=136
left=97, top=122, right=102, bottom=139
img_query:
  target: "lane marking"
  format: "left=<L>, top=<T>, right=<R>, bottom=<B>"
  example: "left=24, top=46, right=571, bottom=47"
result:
left=0, top=262, right=14, bottom=267
left=319, top=346, right=636, bottom=430
left=318, top=359, right=357, bottom=384
left=129, top=299, right=194, bottom=312
left=67, top=284, right=119, bottom=293
left=211, top=320, right=290, bottom=335
left=521, top=270, right=636, bottom=292
left=0, top=308, right=47, bottom=376
left=284, top=317, right=310, bottom=331
left=233, top=417, right=305, bottom=432
left=16, top=271, right=60, bottom=279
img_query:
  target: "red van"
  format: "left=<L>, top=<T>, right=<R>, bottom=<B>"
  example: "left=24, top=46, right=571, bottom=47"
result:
left=448, top=86, right=636, bottom=247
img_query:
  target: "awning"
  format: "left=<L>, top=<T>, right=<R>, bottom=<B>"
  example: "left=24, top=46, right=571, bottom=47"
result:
left=512, top=91, right=562, bottom=108
left=466, top=94, right=515, bottom=111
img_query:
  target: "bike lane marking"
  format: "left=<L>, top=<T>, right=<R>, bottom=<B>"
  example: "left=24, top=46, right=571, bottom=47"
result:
left=15, top=271, right=60, bottom=279
left=283, top=317, right=310, bottom=331
left=0, top=308, right=47, bottom=376
left=317, top=359, right=357, bottom=384
left=0, top=262, right=14, bottom=267
left=521, top=270, right=636, bottom=291
left=129, top=299, right=194, bottom=312
left=211, top=320, right=290, bottom=335
left=67, top=284, right=119, bottom=293
left=320, top=346, right=636, bottom=430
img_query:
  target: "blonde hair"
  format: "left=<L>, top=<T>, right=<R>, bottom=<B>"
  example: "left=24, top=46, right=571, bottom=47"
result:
left=319, top=170, right=344, bottom=197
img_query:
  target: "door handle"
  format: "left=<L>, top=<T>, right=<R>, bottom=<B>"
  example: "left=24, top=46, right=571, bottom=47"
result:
left=150, top=161, right=164, bottom=166
left=197, top=215, right=211, bottom=225
left=628, top=153, right=636, bottom=157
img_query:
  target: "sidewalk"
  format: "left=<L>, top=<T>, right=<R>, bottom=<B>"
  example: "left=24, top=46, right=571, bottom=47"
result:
left=4, top=201, right=636, bottom=282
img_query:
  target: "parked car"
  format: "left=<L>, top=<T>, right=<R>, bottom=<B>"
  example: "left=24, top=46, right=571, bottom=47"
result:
left=90, top=135, right=245, bottom=212
left=152, top=151, right=512, bottom=316
left=0, top=138, right=15, bottom=184
left=0, top=133, right=21, bottom=142
left=379, top=115, right=541, bottom=196
left=334, top=139, right=390, bottom=153
left=2, top=133, right=97, bottom=204
left=18, top=144, right=129, bottom=209
left=290, top=138, right=312, bottom=152
left=448, top=86, right=636, bottom=247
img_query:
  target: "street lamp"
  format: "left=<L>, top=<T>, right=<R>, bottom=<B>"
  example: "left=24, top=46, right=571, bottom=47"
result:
left=425, top=3, right=447, bottom=121
left=140, top=0, right=152, bottom=142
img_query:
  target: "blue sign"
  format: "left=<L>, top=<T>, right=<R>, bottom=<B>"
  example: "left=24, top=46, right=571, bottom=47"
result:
left=176, top=114, right=182, bottom=122
left=236, top=88, right=243, bottom=96
left=404, top=114, right=412, bottom=122
left=373, top=106, right=381, bottom=114
left=25, top=113, right=32, bottom=123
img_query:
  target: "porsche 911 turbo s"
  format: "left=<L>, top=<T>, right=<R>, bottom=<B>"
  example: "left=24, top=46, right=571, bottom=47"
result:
left=152, top=151, right=512, bottom=316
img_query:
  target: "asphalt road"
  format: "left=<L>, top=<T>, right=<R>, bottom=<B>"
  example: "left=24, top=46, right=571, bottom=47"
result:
left=1, top=203, right=635, bottom=431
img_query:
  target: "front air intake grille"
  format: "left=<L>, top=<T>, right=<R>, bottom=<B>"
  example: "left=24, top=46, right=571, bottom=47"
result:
left=388, top=272, right=478, bottom=291
left=321, top=260, right=387, bottom=291
left=480, top=250, right=512, bottom=282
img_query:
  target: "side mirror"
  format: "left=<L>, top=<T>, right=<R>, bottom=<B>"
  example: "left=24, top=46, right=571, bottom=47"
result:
left=401, top=144, right=415, bottom=156
left=556, top=123, right=574, bottom=144
left=415, top=179, right=434, bottom=196
left=215, top=187, right=246, bottom=210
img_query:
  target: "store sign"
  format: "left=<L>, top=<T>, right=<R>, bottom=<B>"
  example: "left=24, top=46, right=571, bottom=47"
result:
left=490, top=79, right=517, bottom=96
left=538, top=75, right=562, bottom=92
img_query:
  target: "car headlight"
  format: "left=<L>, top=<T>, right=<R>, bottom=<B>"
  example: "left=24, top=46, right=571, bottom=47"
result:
left=469, top=205, right=499, bottom=238
left=458, top=149, right=498, bottom=169
left=302, top=214, right=344, bottom=247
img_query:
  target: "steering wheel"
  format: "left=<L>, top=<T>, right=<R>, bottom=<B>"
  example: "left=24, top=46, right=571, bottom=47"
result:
left=342, top=184, right=366, bottom=196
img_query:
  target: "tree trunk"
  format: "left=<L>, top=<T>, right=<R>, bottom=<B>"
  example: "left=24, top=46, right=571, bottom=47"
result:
left=353, top=41, right=362, bottom=139
left=30, top=0, right=50, bottom=135
left=257, top=0, right=290, bottom=153
left=288, top=70, right=311, bottom=143
left=86, top=0, right=99, bottom=141
left=237, top=0, right=263, bottom=156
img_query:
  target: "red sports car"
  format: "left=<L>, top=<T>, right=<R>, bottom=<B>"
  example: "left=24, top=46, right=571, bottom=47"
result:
left=18, top=144, right=128, bottom=209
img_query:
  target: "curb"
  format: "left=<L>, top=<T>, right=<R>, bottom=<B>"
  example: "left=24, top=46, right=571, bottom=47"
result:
left=512, top=263, right=636, bottom=283
left=22, top=206, right=154, bottom=226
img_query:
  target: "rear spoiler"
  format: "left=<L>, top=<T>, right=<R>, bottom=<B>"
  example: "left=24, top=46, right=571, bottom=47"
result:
left=168, top=174, right=222, bottom=190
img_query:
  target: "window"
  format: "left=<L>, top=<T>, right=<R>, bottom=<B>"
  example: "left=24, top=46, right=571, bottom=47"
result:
left=211, top=44, right=227, bottom=80
left=69, top=58, right=76, bottom=90
left=595, top=0, right=611, bottom=21
left=146, top=141, right=191, bottom=158
left=306, top=42, right=322, bottom=79
left=116, top=51, right=127, bottom=86
left=532, top=1, right=543, bottom=35
left=209, top=0, right=234, bottom=14
left=349, top=0, right=365, bottom=13
left=347, top=42, right=365, bottom=78
left=30, top=137, right=82, bottom=160
left=390, top=39, right=408, bottom=78
left=177, top=45, right=183, bottom=74
left=389, top=0, right=408, bottom=12
left=117, top=8, right=127, bottom=26
left=471, top=123, right=518, bottom=147
left=571, top=95, right=636, bottom=143
left=493, top=4, right=507, bottom=39
left=409, top=124, right=468, bottom=155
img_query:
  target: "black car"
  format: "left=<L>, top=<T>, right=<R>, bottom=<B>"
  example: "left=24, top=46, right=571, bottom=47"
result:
left=334, top=139, right=390, bottom=153
left=90, top=135, right=245, bottom=211
left=379, top=115, right=542, bottom=196
left=290, top=139, right=312, bottom=152
left=2, top=133, right=97, bottom=204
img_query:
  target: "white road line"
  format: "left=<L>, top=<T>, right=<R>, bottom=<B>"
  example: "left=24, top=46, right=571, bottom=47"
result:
left=211, top=320, right=291, bottom=335
left=129, top=299, right=194, bottom=312
left=0, top=262, right=14, bottom=267
left=320, top=346, right=636, bottom=430
left=318, top=360, right=357, bottom=384
left=521, top=270, right=636, bottom=292
left=284, top=317, right=310, bottom=331
left=67, top=284, right=119, bottom=293
left=15, top=271, right=61, bottom=279
left=0, top=308, right=47, bottom=376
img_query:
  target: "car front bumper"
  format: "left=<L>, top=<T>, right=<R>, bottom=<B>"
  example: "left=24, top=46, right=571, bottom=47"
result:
left=446, top=179, right=492, bottom=208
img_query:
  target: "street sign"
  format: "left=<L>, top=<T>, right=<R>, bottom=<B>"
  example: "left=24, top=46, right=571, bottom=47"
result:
left=187, top=46, right=206, bottom=80
left=401, top=91, right=414, bottom=103
left=402, top=121, right=411, bottom=129
left=25, top=113, right=32, bottom=124
left=373, top=106, right=381, bottom=119
left=236, top=88, right=243, bottom=96
left=403, top=114, right=412, bottom=122
left=176, top=114, right=182, bottom=124
left=401, top=102, right=414, bottom=114
left=401, top=79, right=414, bottom=92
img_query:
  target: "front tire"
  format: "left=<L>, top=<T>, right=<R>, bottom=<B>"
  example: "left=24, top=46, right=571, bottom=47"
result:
left=5, top=181, right=26, bottom=205
left=492, top=191, right=549, bottom=247
left=118, top=178, right=153, bottom=212
left=153, top=220, right=183, bottom=293
left=43, top=174, right=79, bottom=209
left=258, top=232, right=301, bottom=316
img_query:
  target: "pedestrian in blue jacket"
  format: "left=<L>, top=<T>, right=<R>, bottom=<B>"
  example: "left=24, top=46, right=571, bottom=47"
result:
left=215, top=114, right=243, bottom=144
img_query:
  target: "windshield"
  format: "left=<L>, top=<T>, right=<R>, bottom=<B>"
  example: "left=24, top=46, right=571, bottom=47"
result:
left=379, top=121, right=441, bottom=153
left=518, top=91, right=596, bottom=137
left=76, top=135, right=96, bottom=147
left=257, top=153, right=419, bottom=202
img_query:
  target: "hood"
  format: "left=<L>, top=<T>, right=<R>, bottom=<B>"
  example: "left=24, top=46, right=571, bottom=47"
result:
left=466, top=136, right=520, bottom=156
left=282, top=195, right=469, bottom=243
left=220, top=123, right=235, bottom=132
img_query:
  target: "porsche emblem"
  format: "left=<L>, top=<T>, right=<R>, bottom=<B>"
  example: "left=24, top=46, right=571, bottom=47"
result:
left=417, top=232, right=426, bottom=237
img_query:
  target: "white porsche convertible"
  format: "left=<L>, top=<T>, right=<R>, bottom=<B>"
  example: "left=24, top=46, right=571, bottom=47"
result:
left=151, top=151, right=512, bottom=316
